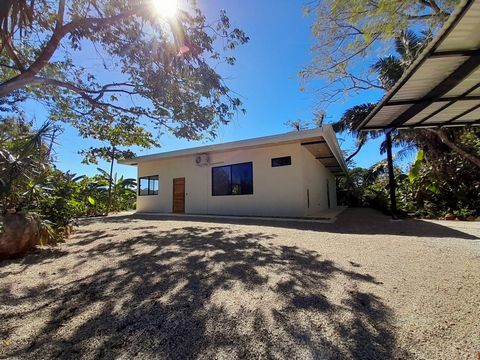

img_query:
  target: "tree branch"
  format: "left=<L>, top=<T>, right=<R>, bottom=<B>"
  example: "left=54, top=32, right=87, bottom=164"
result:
left=0, top=32, right=26, bottom=71
left=345, top=142, right=365, bottom=162
left=428, top=128, right=480, bottom=169
left=0, top=7, right=140, bottom=98
left=29, top=76, right=173, bottom=123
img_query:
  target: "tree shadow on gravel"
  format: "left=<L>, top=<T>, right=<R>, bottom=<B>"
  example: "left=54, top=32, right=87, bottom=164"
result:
left=1, top=223, right=410, bottom=359
left=77, top=207, right=479, bottom=240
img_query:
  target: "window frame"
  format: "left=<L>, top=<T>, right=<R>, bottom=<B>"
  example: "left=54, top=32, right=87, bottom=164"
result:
left=271, top=156, right=292, bottom=167
left=211, top=161, right=254, bottom=196
left=138, top=175, right=159, bottom=196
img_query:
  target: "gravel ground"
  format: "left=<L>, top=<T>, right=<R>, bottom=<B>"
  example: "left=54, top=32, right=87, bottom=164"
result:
left=1, top=208, right=479, bottom=360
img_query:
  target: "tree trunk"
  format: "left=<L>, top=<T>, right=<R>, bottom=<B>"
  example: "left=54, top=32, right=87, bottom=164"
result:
left=106, top=146, right=115, bottom=215
left=345, top=142, right=364, bottom=162
left=428, top=128, right=480, bottom=169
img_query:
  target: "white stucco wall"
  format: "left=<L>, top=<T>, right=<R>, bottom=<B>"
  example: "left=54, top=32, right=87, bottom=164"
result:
left=301, top=147, right=337, bottom=216
left=206, top=143, right=305, bottom=216
left=137, top=155, right=208, bottom=214
left=135, top=142, right=338, bottom=217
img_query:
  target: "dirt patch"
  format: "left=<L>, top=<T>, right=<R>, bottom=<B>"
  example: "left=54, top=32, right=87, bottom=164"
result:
left=1, top=208, right=479, bottom=359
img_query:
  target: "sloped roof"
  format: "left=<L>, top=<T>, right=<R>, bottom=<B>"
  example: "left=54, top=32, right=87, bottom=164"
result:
left=357, top=0, right=480, bottom=130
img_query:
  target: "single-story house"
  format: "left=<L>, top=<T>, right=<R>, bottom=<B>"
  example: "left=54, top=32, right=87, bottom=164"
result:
left=119, top=126, right=347, bottom=217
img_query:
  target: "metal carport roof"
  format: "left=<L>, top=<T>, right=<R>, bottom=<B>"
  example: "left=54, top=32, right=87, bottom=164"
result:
left=356, top=0, right=480, bottom=131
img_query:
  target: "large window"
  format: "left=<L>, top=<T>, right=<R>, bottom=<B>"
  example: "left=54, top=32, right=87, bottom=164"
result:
left=138, top=175, right=159, bottom=196
left=271, top=156, right=291, bottom=167
left=212, top=162, right=253, bottom=196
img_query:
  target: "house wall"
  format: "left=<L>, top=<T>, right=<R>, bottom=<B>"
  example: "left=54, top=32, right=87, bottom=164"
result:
left=136, top=142, right=307, bottom=217
left=137, top=155, right=208, bottom=213
left=301, top=147, right=337, bottom=216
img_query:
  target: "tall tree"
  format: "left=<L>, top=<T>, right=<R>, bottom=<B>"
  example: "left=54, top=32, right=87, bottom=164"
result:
left=0, top=0, right=248, bottom=142
left=332, top=31, right=480, bottom=169
left=302, top=0, right=458, bottom=105
left=76, top=115, right=158, bottom=215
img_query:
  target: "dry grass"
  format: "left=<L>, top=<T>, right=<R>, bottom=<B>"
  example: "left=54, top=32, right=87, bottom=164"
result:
left=1, top=208, right=479, bottom=359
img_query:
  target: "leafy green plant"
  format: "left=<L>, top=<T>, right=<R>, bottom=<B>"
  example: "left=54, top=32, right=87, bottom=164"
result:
left=452, top=208, right=476, bottom=220
left=339, top=145, right=480, bottom=220
left=408, top=150, right=424, bottom=184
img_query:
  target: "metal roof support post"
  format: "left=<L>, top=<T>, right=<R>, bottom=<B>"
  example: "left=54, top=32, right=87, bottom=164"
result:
left=385, top=130, right=397, bottom=218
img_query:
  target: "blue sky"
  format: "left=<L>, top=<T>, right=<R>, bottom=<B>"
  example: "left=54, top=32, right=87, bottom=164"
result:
left=28, top=0, right=404, bottom=179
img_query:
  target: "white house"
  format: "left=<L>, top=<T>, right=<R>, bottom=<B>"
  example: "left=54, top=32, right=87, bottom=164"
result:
left=119, top=126, right=347, bottom=217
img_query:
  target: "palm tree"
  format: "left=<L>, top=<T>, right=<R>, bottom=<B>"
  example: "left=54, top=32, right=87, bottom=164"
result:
left=332, top=30, right=480, bottom=169
left=96, top=168, right=136, bottom=214
left=0, top=118, right=59, bottom=212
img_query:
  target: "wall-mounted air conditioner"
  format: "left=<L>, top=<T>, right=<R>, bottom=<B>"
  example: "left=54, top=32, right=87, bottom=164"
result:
left=195, top=153, right=210, bottom=166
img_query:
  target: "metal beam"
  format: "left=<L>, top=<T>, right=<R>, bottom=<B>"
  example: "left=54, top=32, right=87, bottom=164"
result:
left=430, top=49, right=480, bottom=58
left=443, top=103, right=480, bottom=125
left=355, top=0, right=476, bottom=131
left=442, top=120, right=480, bottom=126
left=390, top=55, right=480, bottom=128
left=301, top=140, right=326, bottom=146
left=414, top=83, right=480, bottom=126
left=362, top=119, right=480, bottom=130
left=387, top=94, right=480, bottom=106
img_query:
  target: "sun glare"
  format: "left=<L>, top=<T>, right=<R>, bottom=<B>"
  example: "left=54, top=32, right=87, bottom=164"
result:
left=153, top=0, right=178, bottom=18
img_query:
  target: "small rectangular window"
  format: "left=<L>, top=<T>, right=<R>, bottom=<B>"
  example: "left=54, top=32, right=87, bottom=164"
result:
left=138, top=175, right=159, bottom=196
left=212, top=162, right=253, bottom=196
left=271, top=156, right=291, bottom=167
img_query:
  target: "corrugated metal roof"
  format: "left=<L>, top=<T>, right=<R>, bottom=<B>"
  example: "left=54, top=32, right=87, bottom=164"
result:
left=357, top=0, right=480, bottom=130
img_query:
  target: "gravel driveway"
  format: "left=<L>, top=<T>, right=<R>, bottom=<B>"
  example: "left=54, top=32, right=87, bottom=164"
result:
left=1, top=208, right=479, bottom=359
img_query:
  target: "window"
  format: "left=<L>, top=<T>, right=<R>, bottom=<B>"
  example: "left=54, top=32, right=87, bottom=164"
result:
left=138, top=175, right=159, bottom=196
left=271, top=156, right=291, bottom=167
left=212, top=162, right=253, bottom=196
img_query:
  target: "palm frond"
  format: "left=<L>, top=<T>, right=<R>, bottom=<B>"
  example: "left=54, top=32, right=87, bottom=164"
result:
left=372, top=56, right=404, bottom=90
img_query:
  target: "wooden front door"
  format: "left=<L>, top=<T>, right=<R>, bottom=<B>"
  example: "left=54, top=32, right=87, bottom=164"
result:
left=172, top=177, right=185, bottom=213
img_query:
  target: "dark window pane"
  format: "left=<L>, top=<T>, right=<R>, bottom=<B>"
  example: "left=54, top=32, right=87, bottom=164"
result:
left=212, top=166, right=231, bottom=195
left=231, top=162, right=253, bottom=195
left=139, top=175, right=159, bottom=196
left=149, top=176, right=159, bottom=195
left=271, top=156, right=291, bottom=167
left=139, top=177, right=149, bottom=196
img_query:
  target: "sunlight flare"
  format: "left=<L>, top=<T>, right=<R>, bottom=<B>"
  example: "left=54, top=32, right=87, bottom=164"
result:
left=152, top=0, right=178, bottom=18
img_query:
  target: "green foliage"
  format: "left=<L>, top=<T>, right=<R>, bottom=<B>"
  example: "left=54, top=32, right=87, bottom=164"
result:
left=0, top=117, right=58, bottom=211
left=1, top=0, right=248, bottom=144
left=408, top=149, right=424, bottom=183
left=303, top=0, right=458, bottom=103
left=330, top=19, right=480, bottom=218
left=397, top=139, right=480, bottom=218
left=337, top=161, right=402, bottom=212
left=339, top=144, right=480, bottom=219
left=0, top=118, right=138, bottom=243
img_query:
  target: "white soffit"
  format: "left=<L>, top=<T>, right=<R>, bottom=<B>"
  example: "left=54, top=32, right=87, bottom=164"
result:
left=357, top=0, right=480, bottom=130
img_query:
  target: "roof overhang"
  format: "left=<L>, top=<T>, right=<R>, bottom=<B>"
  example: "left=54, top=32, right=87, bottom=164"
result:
left=357, top=0, right=480, bottom=131
left=119, top=126, right=348, bottom=175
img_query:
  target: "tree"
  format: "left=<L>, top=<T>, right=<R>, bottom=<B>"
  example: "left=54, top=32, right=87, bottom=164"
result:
left=0, top=117, right=59, bottom=212
left=76, top=115, right=158, bottom=214
left=285, top=119, right=310, bottom=131
left=331, top=31, right=424, bottom=162
left=0, top=0, right=249, bottom=142
left=302, top=0, right=458, bottom=105
left=331, top=31, right=480, bottom=169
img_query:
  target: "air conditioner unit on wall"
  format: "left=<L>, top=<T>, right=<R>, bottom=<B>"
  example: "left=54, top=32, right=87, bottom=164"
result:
left=195, top=153, right=210, bottom=166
